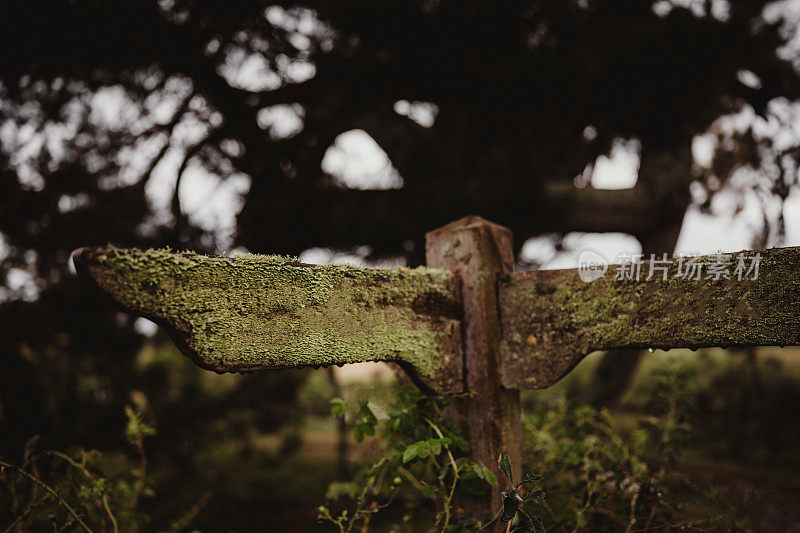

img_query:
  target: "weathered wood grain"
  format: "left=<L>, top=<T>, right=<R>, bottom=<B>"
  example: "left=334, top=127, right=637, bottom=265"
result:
left=499, top=247, right=800, bottom=389
left=73, top=246, right=464, bottom=394
left=426, top=216, right=521, bottom=520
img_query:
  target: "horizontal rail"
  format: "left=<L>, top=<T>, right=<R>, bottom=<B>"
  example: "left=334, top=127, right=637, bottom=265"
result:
left=74, top=246, right=464, bottom=393
left=499, top=247, right=800, bottom=389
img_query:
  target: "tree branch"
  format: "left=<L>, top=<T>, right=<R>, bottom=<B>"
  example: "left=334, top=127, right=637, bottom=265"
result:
left=172, top=129, right=220, bottom=247
left=137, top=92, right=195, bottom=190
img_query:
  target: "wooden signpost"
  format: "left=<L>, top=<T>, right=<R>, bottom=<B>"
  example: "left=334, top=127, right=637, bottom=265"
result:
left=73, top=215, right=800, bottom=518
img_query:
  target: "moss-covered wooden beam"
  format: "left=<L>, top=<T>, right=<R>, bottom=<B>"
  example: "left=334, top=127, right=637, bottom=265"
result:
left=499, top=247, right=800, bottom=389
left=74, top=243, right=800, bottom=394
left=73, top=246, right=464, bottom=394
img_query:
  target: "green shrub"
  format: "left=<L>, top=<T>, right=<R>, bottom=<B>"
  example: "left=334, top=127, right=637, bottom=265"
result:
left=522, top=360, right=746, bottom=531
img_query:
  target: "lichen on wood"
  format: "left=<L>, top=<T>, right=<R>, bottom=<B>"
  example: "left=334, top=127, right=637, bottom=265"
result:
left=499, top=247, right=800, bottom=389
left=73, top=246, right=464, bottom=393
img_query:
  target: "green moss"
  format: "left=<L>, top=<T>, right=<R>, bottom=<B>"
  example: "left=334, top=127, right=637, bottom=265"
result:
left=499, top=247, right=800, bottom=389
left=77, top=247, right=462, bottom=389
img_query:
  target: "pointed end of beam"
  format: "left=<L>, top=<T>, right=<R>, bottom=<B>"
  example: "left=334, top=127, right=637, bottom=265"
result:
left=73, top=246, right=465, bottom=394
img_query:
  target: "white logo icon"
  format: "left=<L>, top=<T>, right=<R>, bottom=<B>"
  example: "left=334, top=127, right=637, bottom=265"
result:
left=578, top=250, right=608, bottom=282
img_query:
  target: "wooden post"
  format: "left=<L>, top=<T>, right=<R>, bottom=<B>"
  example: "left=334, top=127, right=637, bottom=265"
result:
left=425, top=216, right=522, bottom=518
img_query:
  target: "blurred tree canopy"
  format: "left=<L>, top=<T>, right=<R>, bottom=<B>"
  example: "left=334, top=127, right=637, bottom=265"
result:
left=3, top=1, right=800, bottom=259
left=2, top=0, right=800, bottom=525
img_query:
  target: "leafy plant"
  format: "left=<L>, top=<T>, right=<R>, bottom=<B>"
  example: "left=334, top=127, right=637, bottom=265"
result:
left=0, top=405, right=156, bottom=532
left=496, top=452, right=546, bottom=533
left=523, top=361, right=745, bottom=531
left=318, top=389, right=500, bottom=532
left=318, top=388, right=548, bottom=532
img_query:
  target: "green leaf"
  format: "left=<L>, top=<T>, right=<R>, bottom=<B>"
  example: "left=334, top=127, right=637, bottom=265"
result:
left=429, top=439, right=442, bottom=456
left=330, top=398, right=346, bottom=417
left=357, top=404, right=377, bottom=426
left=471, top=463, right=497, bottom=486
left=421, top=484, right=437, bottom=497
left=354, top=403, right=378, bottom=439
left=317, top=505, right=332, bottom=521
left=417, top=441, right=430, bottom=459
left=124, top=405, right=156, bottom=443
left=497, top=452, right=514, bottom=484
left=403, top=443, right=419, bottom=463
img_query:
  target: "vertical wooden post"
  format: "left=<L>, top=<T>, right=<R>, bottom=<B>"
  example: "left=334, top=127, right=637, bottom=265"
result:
left=426, top=216, right=522, bottom=519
